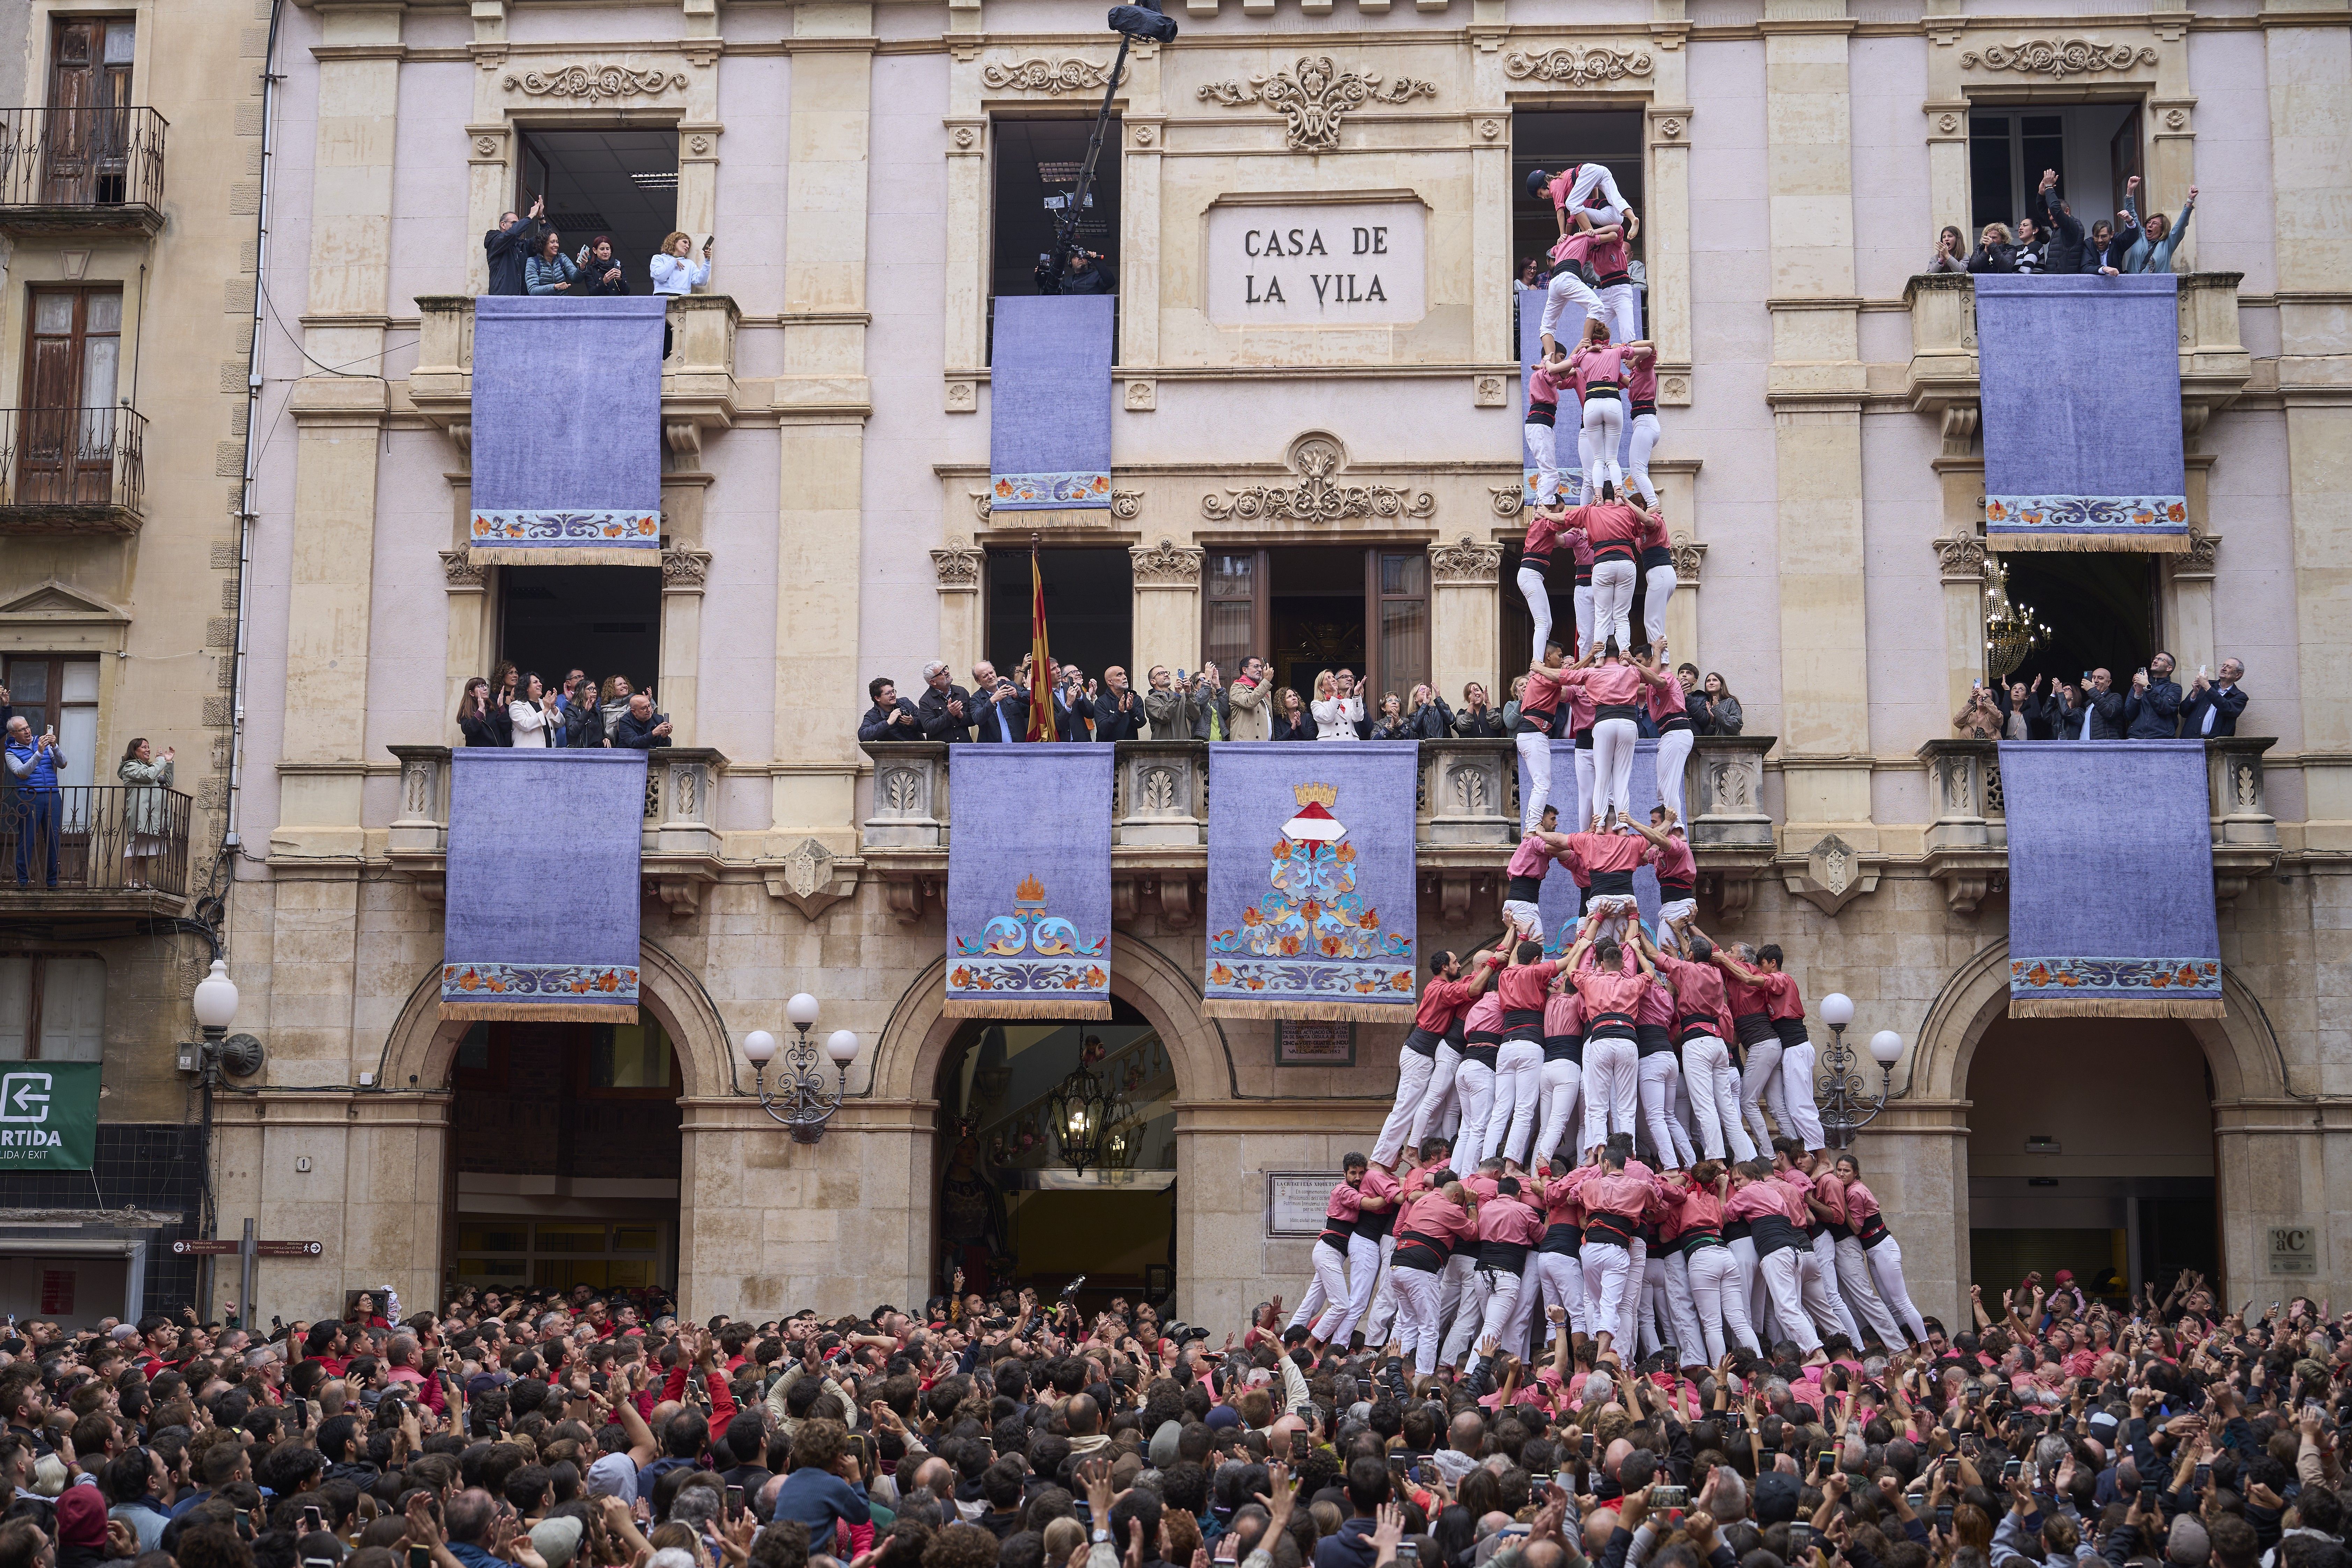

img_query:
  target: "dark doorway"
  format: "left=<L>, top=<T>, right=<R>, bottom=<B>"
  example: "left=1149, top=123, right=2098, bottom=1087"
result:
left=1206, top=547, right=1433, bottom=708
left=1968, top=104, right=2144, bottom=237
left=991, top=117, right=1123, bottom=303
left=500, top=565, right=662, bottom=705
left=43, top=16, right=135, bottom=205
left=1268, top=546, right=1367, bottom=699
left=1512, top=110, right=1645, bottom=289
left=1994, top=551, right=2159, bottom=691
left=513, top=129, right=680, bottom=296
left=19, top=286, right=123, bottom=506
left=985, top=547, right=1133, bottom=691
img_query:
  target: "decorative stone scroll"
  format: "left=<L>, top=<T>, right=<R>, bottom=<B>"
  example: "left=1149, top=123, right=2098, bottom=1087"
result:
left=1429, top=535, right=1502, bottom=585
left=1957, top=39, right=2159, bottom=78
left=1501, top=46, right=1654, bottom=87
left=930, top=539, right=984, bottom=589
left=439, top=549, right=487, bottom=590
left=1130, top=539, right=1206, bottom=587
left=1932, top=532, right=1989, bottom=582
left=660, top=547, right=711, bottom=592
left=1201, top=433, right=1436, bottom=524
left=1196, top=56, right=1436, bottom=153
left=503, top=65, right=690, bottom=102
left=982, top=57, right=1128, bottom=95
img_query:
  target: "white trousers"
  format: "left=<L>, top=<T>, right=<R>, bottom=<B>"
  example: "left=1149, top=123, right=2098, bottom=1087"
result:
left=1453, top=1060, right=1497, bottom=1169
left=1639, top=1253, right=1672, bottom=1356
left=1475, top=1268, right=1525, bottom=1361
left=1739, top=1037, right=1785, bottom=1154
left=1501, top=1256, right=1545, bottom=1359
left=1780, top=1034, right=1826, bottom=1151
left=1533, top=1057, right=1582, bottom=1168
left=1524, top=424, right=1562, bottom=510
left=1501, top=899, right=1546, bottom=944
left=1580, top=1035, right=1639, bottom=1157
left=1598, top=281, right=1641, bottom=346
left=1580, top=398, right=1627, bottom=496
left=1311, top=1231, right=1383, bottom=1346
left=1662, top=1251, right=1706, bottom=1363
left=1756, top=1243, right=1825, bottom=1353
left=1806, top=1230, right=1865, bottom=1343
left=1654, top=725, right=1694, bottom=826
left=1393, top=1266, right=1446, bottom=1376
left=1374, top=1044, right=1438, bottom=1168
left=1517, top=563, right=1555, bottom=664
left=1440, top=1264, right=1496, bottom=1367
left=1538, top=268, right=1603, bottom=346
left=1573, top=743, right=1596, bottom=834
left=1643, top=561, right=1676, bottom=652
left=1638, top=1050, right=1694, bottom=1169
left=1685, top=1243, right=1760, bottom=1362
left=1362, top=1232, right=1404, bottom=1346
left=1591, top=559, right=1637, bottom=652
left=1627, top=410, right=1662, bottom=510
left=1593, top=715, right=1639, bottom=821
left=1291, top=1239, right=1351, bottom=1334
left=1494, top=1038, right=1546, bottom=1166
left=1584, top=1238, right=1637, bottom=1349
left=1680, top=1034, right=1736, bottom=1160
left=1408, top=1041, right=1461, bottom=1148
left=1535, top=1251, right=1587, bottom=1340
left=1834, top=1233, right=1906, bottom=1350
left=1438, top=1250, right=1476, bottom=1333
left=1516, top=730, right=1553, bottom=836
left=1573, top=584, right=1595, bottom=660
left=1727, top=1234, right=1765, bottom=1341
left=1864, top=1235, right=1930, bottom=1344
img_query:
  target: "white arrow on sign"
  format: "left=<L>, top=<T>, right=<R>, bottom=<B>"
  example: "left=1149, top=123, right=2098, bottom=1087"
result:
left=0, top=1071, right=52, bottom=1123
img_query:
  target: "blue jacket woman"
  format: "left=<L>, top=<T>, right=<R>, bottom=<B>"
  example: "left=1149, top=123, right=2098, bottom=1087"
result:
left=524, top=233, right=579, bottom=296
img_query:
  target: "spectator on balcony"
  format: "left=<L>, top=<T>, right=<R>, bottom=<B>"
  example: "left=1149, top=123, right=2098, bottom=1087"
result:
left=1369, top=693, right=1412, bottom=741
left=5, top=715, right=66, bottom=889
left=969, top=661, right=1029, bottom=743
left=1692, top=671, right=1743, bottom=736
left=116, top=738, right=175, bottom=889
left=2034, top=170, right=2090, bottom=274
left=600, top=675, right=635, bottom=740
left=1501, top=673, right=1526, bottom=733
left=918, top=661, right=976, bottom=742
left=1954, top=684, right=2021, bottom=741
left=484, top=197, right=548, bottom=296
left=1452, top=682, right=1505, bottom=738
left=2126, top=184, right=2197, bottom=274
left=2125, top=653, right=2184, bottom=739
left=490, top=662, right=520, bottom=746
left=861, top=677, right=922, bottom=743
left=1143, top=666, right=1195, bottom=741
left=574, top=236, right=629, bottom=296
left=2181, top=659, right=2246, bottom=737
left=456, top=678, right=503, bottom=748
left=509, top=674, right=557, bottom=748
left=525, top=231, right=580, bottom=296
left=2004, top=677, right=2059, bottom=740
left=1226, top=656, right=1273, bottom=740
left=612, top=691, right=675, bottom=751
left=1050, top=664, right=1095, bottom=742
left=652, top=233, right=713, bottom=296
left=2055, top=669, right=2127, bottom=739
left=1929, top=225, right=1970, bottom=274
left=1312, top=670, right=1367, bottom=742
left=1964, top=222, right=2018, bottom=275
left=2089, top=209, right=2139, bottom=277
left=557, top=671, right=602, bottom=748
left=1404, top=685, right=1456, bottom=740
left=1271, top=688, right=1316, bottom=742
left=1091, top=666, right=1145, bottom=742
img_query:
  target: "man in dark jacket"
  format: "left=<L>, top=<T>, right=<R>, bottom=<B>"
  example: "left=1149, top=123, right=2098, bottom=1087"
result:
left=1050, top=665, right=1096, bottom=742
left=860, top=677, right=922, bottom=742
left=2053, top=670, right=2126, bottom=739
left=1040, top=248, right=1115, bottom=296
left=611, top=693, right=674, bottom=750
left=918, top=661, right=975, bottom=742
left=2033, top=170, right=2088, bottom=274
left=1312, top=1458, right=1390, bottom=1568
left=967, top=661, right=1030, bottom=743
left=484, top=198, right=547, bottom=296
left=1092, top=666, right=1146, bottom=742
left=2124, top=653, right=2183, bottom=739
left=2180, top=659, right=2248, bottom=738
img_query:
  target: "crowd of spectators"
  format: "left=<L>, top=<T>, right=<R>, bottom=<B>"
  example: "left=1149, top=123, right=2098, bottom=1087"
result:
left=1929, top=174, right=2196, bottom=278
left=482, top=199, right=716, bottom=299
left=456, top=664, right=674, bottom=752
left=860, top=661, right=1743, bottom=746
left=1952, top=656, right=2246, bottom=741
left=3, top=1269, right=2347, bottom=1568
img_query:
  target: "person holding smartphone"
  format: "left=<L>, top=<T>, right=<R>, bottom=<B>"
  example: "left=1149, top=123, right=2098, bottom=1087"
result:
left=4, top=714, right=66, bottom=888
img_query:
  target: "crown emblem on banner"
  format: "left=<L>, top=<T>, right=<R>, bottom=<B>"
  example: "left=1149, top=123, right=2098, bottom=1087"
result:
left=1293, top=782, right=1338, bottom=808
left=1014, top=873, right=1047, bottom=905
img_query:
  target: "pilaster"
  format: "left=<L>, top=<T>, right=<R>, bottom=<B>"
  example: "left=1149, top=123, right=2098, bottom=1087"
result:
left=931, top=539, right=985, bottom=683
left=1430, top=535, right=1504, bottom=705
left=1119, top=44, right=1162, bottom=368
left=661, top=549, right=713, bottom=747
left=1131, top=538, right=1205, bottom=674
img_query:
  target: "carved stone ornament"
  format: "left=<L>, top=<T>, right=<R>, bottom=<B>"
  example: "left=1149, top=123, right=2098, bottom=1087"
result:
left=1202, top=432, right=1436, bottom=524
left=1488, top=486, right=1525, bottom=519
left=2168, top=523, right=2220, bottom=579
left=660, top=546, right=711, bottom=590
left=439, top=549, right=487, bottom=590
left=1196, top=56, right=1436, bottom=153
left=982, top=56, right=1128, bottom=95
left=1658, top=117, right=1685, bottom=139
left=1133, top=125, right=1156, bottom=146
left=945, top=379, right=976, bottom=410
left=971, top=489, right=1141, bottom=522
left=1478, top=118, right=1502, bottom=141
left=1933, top=532, right=1988, bottom=582
left=1429, top=535, right=1503, bottom=585
left=1668, top=531, right=1706, bottom=582
left=1785, top=831, right=1882, bottom=916
left=1130, top=538, right=1206, bottom=587
left=765, top=836, right=857, bottom=921
left=1937, top=112, right=1961, bottom=134
left=1503, top=46, right=1654, bottom=86
left=474, top=135, right=498, bottom=156
left=953, top=126, right=978, bottom=149
left=1958, top=39, right=2160, bottom=78
left=2165, top=108, right=2187, bottom=130
left=931, top=538, right=984, bottom=589
left=1473, top=375, right=1507, bottom=406
left=503, top=65, right=691, bottom=102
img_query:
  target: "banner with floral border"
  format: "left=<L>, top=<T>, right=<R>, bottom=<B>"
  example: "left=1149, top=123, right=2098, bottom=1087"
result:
left=945, top=745, right=1114, bottom=1019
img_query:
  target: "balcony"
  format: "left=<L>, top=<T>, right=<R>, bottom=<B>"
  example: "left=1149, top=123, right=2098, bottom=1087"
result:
left=0, top=107, right=167, bottom=236
left=0, top=783, right=192, bottom=916
left=857, top=735, right=1785, bottom=927
left=0, top=406, right=147, bottom=534
left=1919, top=738, right=2278, bottom=913
left=409, top=294, right=741, bottom=455
left=1904, top=272, right=2254, bottom=438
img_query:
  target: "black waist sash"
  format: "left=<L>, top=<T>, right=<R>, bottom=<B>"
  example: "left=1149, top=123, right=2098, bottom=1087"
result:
left=1405, top=1025, right=1447, bottom=1059
left=1587, top=1009, right=1636, bottom=1041
left=1733, top=1011, right=1778, bottom=1047
left=1595, top=702, right=1642, bottom=725
left=1459, top=1032, right=1501, bottom=1069
left=1634, top=1023, right=1675, bottom=1057
left=1583, top=1211, right=1637, bottom=1248
left=1590, top=868, right=1636, bottom=896
left=1394, top=1237, right=1449, bottom=1272
left=1858, top=1213, right=1892, bottom=1249
left=1526, top=405, right=1557, bottom=428
left=1750, top=1213, right=1806, bottom=1256
left=1541, top=1222, right=1582, bottom=1256
left=1506, top=874, right=1543, bottom=903
left=1640, top=545, right=1673, bottom=571
left=1542, top=1033, right=1583, bottom=1064
left=1503, top=1006, right=1545, bottom=1037
left=1680, top=1226, right=1725, bottom=1255
left=1675, top=1011, right=1722, bottom=1045
left=1772, top=1017, right=1810, bottom=1048
left=1478, top=1238, right=1533, bottom=1273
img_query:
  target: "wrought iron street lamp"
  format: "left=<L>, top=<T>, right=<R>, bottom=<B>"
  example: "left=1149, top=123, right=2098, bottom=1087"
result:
left=1813, top=991, right=1905, bottom=1149
left=741, top=992, right=860, bottom=1144
left=1048, top=1061, right=1111, bottom=1174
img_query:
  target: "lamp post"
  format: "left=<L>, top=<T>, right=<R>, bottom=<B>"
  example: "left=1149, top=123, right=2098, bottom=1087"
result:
left=1812, top=992, right=1905, bottom=1150
left=183, top=959, right=265, bottom=1316
left=741, top=992, right=860, bottom=1144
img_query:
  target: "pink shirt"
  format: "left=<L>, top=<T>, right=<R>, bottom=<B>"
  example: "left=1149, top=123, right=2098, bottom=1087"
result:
left=1562, top=525, right=1595, bottom=570
left=1635, top=976, right=1675, bottom=1027
left=1583, top=230, right=1631, bottom=285
left=1324, top=1180, right=1364, bottom=1224
left=1574, top=344, right=1630, bottom=394
left=1673, top=1185, right=1727, bottom=1233
left=1527, top=361, right=1568, bottom=409
left=1463, top=991, right=1504, bottom=1038
left=1543, top=991, right=1584, bottom=1038
left=1567, top=830, right=1647, bottom=877
left=1842, top=1179, right=1882, bottom=1226
left=1768, top=972, right=1807, bottom=1023
left=1497, top=959, right=1559, bottom=1013
left=1507, top=832, right=1558, bottom=881
left=1628, top=354, right=1659, bottom=406
left=1521, top=665, right=1570, bottom=725
left=1565, top=499, right=1647, bottom=557
left=1725, top=1179, right=1808, bottom=1226
left=1477, top=1194, right=1545, bottom=1246
left=1398, top=1191, right=1475, bottom=1248
left=1571, top=942, right=1647, bottom=1019
left=1649, top=832, right=1696, bottom=890
left=1569, top=1163, right=1657, bottom=1221
left=1414, top=974, right=1478, bottom=1034
left=1562, top=661, right=1643, bottom=708
left=1361, top=1165, right=1403, bottom=1214
left=1648, top=673, right=1688, bottom=725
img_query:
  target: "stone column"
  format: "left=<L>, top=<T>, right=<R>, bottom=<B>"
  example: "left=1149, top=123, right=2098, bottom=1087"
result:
left=930, top=538, right=985, bottom=683
left=1469, top=22, right=1514, bottom=366
left=1665, top=533, right=1704, bottom=667
left=1119, top=45, right=1163, bottom=369
left=2162, top=527, right=2221, bottom=680
left=661, top=548, right=712, bottom=745
left=941, top=42, right=986, bottom=409
left=1764, top=0, right=1874, bottom=853
left=1933, top=533, right=1987, bottom=726
left=466, top=4, right=511, bottom=297
left=1645, top=17, right=1696, bottom=400
left=1429, top=534, right=1502, bottom=705
left=439, top=549, right=490, bottom=738
left=1922, top=24, right=1970, bottom=239
left=773, top=3, right=877, bottom=853
left=1130, top=538, right=1204, bottom=674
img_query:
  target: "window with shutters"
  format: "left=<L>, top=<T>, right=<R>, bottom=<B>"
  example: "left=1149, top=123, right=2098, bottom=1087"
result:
left=0, top=954, right=106, bottom=1062
left=18, top=287, right=123, bottom=506
left=42, top=18, right=135, bottom=205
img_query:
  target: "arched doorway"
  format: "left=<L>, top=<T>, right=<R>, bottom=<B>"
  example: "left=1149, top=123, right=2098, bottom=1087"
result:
left=932, top=999, right=1179, bottom=1310
left=1964, top=1014, right=2217, bottom=1304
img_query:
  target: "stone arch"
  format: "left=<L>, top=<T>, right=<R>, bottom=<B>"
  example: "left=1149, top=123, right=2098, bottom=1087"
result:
left=1905, top=937, right=2288, bottom=1106
left=864, top=931, right=1229, bottom=1108
left=375, top=937, right=738, bottom=1099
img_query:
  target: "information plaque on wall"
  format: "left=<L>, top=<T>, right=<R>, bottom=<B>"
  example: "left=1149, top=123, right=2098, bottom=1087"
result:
left=1267, top=1171, right=1341, bottom=1237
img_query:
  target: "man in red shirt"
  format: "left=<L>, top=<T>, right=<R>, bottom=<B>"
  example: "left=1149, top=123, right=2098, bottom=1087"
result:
left=1374, top=942, right=1500, bottom=1172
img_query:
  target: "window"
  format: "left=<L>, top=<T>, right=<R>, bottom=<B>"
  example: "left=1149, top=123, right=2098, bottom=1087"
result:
left=1375, top=551, right=1430, bottom=700
left=991, top=117, right=1123, bottom=311
left=983, top=547, right=1133, bottom=690
left=43, top=17, right=134, bottom=205
left=1203, top=552, right=1265, bottom=678
left=1205, top=547, right=1431, bottom=707
left=1969, top=105, right=2143, bottom=236
left=1512, top=111, right=1646, bottom=295
left=19, top=287, right=123, bottom=505
left=0, top=955, right=105, bottom=1061
left=499, top=565, right=661, bottom=714
left=2, top=654, right=100, bottom=797
left=511, top=129, right=679, bottom=297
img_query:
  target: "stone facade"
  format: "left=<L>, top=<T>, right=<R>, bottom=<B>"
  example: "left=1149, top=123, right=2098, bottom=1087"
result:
left=12, top=0, right=2352, bottom=1328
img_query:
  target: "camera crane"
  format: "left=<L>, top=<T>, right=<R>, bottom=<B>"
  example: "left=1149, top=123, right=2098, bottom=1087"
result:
left=1039, top=0, right=1177, bottom=292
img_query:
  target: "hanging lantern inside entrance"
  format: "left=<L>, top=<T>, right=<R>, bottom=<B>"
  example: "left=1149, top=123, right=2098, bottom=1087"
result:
left=1048, top=1061, right=1110, bottom=1174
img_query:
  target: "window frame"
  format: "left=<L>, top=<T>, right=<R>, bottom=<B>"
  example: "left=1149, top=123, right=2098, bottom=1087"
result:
left=0, top=951, right=105, bottom=1062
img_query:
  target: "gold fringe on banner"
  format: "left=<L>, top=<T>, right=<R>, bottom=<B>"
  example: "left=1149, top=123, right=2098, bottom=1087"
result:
left=440, top=1002, right=642, bottom=1023
left=1991, top=534, right=2190, bottom=555
left=467, top=547, right=664, bottom=567
left=2009, top=997, right=2224, bottom=1019
left=1203, top=999, right=1415, bottom=1023
left=941, top=999, right=1114, bottom=1020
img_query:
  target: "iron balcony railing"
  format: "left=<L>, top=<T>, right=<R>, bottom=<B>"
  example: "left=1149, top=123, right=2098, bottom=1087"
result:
left=0, top=105, right=167, bottom=214
left=0, top=782, right=192, bottom=897
left=0, top=405, right=147, bottom=518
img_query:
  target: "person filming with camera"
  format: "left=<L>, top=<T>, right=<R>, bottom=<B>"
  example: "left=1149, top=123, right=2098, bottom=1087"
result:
left=1037, top=246, right=1115, bottom=296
